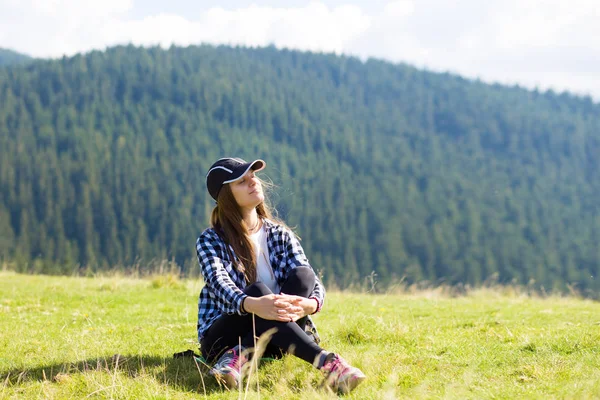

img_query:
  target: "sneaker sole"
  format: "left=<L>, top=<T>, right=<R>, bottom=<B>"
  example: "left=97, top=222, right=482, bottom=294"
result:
left=338, top=374, right=366, bottom=394
left=210, top=370, right=240, bottom=390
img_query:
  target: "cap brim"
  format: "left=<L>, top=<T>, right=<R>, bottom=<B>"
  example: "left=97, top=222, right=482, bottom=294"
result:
left=222, top=159, right=266, bottom=184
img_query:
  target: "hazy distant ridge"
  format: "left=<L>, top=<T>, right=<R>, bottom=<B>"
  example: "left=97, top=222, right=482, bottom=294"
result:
left=0, top=48, right=33, bottom=66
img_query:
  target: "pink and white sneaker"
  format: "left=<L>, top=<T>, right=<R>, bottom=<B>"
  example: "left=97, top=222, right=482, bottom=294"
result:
left=321, top=354, right=366, bottom=394
left=209, top=345, right=248, bottom=389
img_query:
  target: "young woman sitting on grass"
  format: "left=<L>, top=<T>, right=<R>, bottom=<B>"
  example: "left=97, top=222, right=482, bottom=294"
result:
left=195, top=157, right=366, bottom=394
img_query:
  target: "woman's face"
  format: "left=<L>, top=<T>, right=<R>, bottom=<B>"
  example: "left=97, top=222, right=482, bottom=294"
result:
left=229, top=170, right=264, bottom=211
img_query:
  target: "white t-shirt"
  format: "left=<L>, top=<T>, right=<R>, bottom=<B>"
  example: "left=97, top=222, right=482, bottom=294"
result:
left=250, top=224, right=280, bottom=293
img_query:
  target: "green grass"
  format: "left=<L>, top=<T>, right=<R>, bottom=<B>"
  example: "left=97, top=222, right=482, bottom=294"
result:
left=1, top=271, right=600, bottom=399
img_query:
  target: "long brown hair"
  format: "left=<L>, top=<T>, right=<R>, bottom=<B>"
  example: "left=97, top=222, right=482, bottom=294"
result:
left=210, top=177, right=285, bottom=283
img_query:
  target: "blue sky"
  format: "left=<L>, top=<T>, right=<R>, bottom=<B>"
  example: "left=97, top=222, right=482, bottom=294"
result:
left=1, top=0, right=599, bottom=100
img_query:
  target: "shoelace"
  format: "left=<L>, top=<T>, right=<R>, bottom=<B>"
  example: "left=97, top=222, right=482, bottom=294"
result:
left=324, top=357, right=350, bottom=377
left=217, top=349, right=239, bottom=370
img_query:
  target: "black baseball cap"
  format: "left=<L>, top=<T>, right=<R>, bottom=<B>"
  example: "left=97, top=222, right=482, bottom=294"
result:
left=206, top=157, right=266, bottom=201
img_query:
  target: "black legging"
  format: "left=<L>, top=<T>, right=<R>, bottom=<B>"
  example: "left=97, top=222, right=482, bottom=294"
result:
left=200, top=267, right=323, bottom=365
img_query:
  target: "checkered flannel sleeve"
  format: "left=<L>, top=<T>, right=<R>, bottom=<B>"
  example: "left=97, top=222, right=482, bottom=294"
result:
left=196, top=232, right=247, bottom=315
left=284, top=228, right=326, bottom=313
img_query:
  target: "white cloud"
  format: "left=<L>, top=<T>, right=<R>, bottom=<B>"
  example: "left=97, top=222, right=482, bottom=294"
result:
left=0, top=0, right=599, bottom=99
left=113, top=2, right=372, bottom=54
left=348, top=0, right=600, bottom=98
left=0, top=0, right=134, bottom=56
left=383, top=0, right=414, bottom=18
left=491, top=0, right=599, bottom=49
left=0, top=1, right=371, bottom=57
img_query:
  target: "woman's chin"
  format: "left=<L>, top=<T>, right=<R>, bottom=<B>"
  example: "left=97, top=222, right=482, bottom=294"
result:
left=242, top=196, right=263, bottom=209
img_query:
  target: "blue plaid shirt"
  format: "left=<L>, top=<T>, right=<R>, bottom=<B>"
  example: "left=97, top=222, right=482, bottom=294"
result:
left=196, top=218, right=325, bottom=341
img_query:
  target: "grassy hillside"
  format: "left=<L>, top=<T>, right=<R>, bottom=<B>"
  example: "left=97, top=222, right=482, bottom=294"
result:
left=1, top=272, right=599, bottom=399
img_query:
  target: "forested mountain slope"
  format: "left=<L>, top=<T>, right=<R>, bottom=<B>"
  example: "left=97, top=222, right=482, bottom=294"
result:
left=0, top=48, right=32, bottom=66
left=0, top=44, right=598, bottom=291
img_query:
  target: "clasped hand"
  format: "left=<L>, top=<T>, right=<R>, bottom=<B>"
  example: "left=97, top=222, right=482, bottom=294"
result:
left=243, top=293, right=315, bottom=322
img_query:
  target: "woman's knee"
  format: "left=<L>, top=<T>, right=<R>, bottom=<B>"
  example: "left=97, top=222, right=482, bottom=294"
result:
left=284, top=267, right=316, bottom=294
left=244, top=281, right=273, bottom=297
left=289, top=266, right=316, bottom=281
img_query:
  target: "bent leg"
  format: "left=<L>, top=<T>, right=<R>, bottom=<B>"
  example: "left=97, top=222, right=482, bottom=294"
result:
left=200, top=282, right=272, bottom=362
left=200, top=313, right=252, bottom=362
left=279, top=266, right=316, bottom=330
left=242, top=281, right=323, bottom=366
left=280, top=266, right=316, bottom=297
